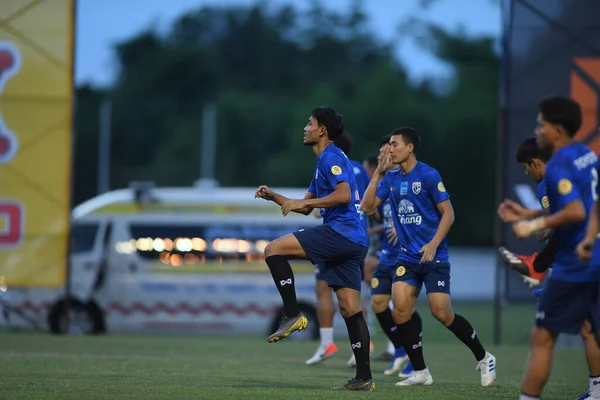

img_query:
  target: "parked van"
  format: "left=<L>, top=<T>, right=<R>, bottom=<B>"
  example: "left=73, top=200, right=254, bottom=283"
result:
left=1, top=184, right=348, bottom=339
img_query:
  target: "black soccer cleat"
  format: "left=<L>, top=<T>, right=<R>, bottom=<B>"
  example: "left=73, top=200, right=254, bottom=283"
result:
left=332, top=378, right=375, bottom=391
left=266, top=313, right=308, bottom=343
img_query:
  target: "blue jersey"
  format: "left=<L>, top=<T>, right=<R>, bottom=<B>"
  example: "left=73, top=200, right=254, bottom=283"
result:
left=377, top=199, right=399, bottom=265
left=308, top=144, right=368, bottom=247
left=544, top=142, right=600, bottom=282
left=375, top=162, right=451, bottom=264
left=536, top=179, right=550, bottom=209
left=351, top=160, right=370, bottom=236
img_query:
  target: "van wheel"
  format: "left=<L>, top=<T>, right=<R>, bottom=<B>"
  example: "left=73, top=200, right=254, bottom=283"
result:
left=269, top=303, right=319, bottom=341
left=48, top=299, right=104, bottom=335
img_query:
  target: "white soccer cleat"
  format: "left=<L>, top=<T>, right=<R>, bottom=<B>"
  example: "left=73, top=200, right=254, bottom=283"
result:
left=305, top=342, right=338, bottom=365
left=575, top=392, right=600, bottom=399
left=395, top=368, right=434, bottom=386
left=477, top=352, right=497, bottom=387
left=383, top=354, right=409, bottom=375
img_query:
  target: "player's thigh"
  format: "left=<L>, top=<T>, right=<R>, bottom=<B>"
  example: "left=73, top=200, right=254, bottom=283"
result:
left=264, top=233, right=307, bottom=258
left=391, top=265, right=421, bottom=323
left=537, top=280, right=596, bottom=335
left=422, top=263, right=453, bottom=324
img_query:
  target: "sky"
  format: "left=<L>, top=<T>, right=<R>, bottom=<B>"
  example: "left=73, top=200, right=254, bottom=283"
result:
left=75, top=0, right=501, bottom=87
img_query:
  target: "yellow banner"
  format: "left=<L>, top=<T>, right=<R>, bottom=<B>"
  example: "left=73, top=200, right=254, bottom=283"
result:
left=0, top=0, right=74, bottom=287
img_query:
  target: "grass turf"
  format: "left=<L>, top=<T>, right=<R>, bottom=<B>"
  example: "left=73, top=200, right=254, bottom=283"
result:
left=0, top=303, right=589, bottom=399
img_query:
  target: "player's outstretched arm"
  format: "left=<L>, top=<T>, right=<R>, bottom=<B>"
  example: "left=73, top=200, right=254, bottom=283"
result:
left=513, top=200, right=585, bottom=238
left=302, top=182, right=351, bottom=209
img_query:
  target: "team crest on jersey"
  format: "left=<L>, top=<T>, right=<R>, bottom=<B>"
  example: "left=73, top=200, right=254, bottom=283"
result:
left=412, top=182, right=421, bottom=194
left=331, top=165, right=342, bottom=175
left=396, top=266, right=406, bottom=277
left=541, top=196, right=549, bottom=208
left=558, top=179, right=572, bottom=195
left=371, top=278, right=379, bottom=289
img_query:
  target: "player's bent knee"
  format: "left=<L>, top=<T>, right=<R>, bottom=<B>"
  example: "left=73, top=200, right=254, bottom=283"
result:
left=264, top=234, right=305, bottom=258
left=430, top=308, right=454, bottom=326
left=392, top=306, right=412, bottom=324
left=370, top=296, right=390, bottom=314
left=530, top=326, right=556, bottom=348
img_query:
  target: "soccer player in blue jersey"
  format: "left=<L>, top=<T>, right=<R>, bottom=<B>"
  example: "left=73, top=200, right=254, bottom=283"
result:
left=362, top=127, right=496, bottom=387
left=306, top=130, right=375, bottom=367
left=255, top=107, right=374, bottom=391
left=498, top=137, right=555, bottom=287
left=368, top=136, right=422, bottom=378
left=509, top=96, right=600, bottom=400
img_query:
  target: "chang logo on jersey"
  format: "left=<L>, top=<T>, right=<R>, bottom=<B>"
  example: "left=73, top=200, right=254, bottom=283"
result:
left=398, top=199, right=422, bottom=225
left=0, top=43, right=20, bottom=164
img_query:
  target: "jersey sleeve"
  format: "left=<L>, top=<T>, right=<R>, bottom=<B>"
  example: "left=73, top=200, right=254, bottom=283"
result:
left=595, top=162, right=600, bottom=200
left=426, top=169, right=450, bottom=204
left=545, top=163, right=581, bottom=208
left=322, top=153, right=351, bottom=188
left=375, top=173, right=390, bottom=203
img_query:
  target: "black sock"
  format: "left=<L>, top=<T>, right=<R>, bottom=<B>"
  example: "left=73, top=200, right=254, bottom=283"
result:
left=344, top=311, right=372, bottom=380
left=447, top=314, right=486, bottom=361
left=265, top=255, right=299, bottom=317
left=375, top=308, right=403, bottom=348
left=533, top=236, right=556, bottom=273
left=412, top=310, right=423, bottom=338
left=396, top=317, right=427, bottom=371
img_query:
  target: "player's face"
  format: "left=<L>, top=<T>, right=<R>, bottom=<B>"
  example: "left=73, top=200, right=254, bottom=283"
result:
left=535, top=112, right=558, bottom=150
left=388, top=135, right=411, bottom=164
left=303, top=116, right=324, bottom=146
left=520, top=159, right=545, bottom=183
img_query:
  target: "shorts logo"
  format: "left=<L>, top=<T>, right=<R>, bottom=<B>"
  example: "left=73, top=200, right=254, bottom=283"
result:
left=437, top=281, right=445, bottom=287
left=437, top=182, right=446, bottom=192
left=396, top=266, right=406, bottom=277
left=558, top=179, right=572, bottom=195
left=331, top=165, right=342, bottom=175
left=371, top=278, right=379, bottom=288
left=412, top=182, right=421, bottom=194
left=541, top=196, right=550, bottom=208
left=279, top=278, right=292, bottom=286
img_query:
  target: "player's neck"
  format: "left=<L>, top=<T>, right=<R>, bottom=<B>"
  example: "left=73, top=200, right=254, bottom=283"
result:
left=400, top=156, right=417, bottom=174
left=552, top=137, right=573, bottom=154
left=312, top=140, right=334, bottom=157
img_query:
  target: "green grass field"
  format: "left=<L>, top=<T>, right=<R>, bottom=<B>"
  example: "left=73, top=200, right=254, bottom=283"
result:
left=0, top=303, right=590, bottom=399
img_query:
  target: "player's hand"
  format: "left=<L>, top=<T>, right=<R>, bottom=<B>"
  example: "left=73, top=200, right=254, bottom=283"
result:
left=255, top=185, right=274, bottom=201
left=497, top=199, right=528, bottom=222
left=418, top=242, right=437, bottom=263
left=576, top=238, right=595, bottom=263
left=281, top=199, right=306, bottom=216
left=375, top=145, right=394, bottom=175
left=386, top=226, right=398, bottom=245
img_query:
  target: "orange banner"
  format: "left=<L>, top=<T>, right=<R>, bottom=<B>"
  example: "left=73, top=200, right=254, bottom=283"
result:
left=0, top=0, right=74, bottom=287
left=572, top=58, right=600, bottom=154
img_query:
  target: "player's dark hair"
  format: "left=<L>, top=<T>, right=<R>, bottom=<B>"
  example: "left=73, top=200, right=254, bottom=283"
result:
left=516, top=137, right=551, bottom=164
left=380, top=134, right=391, bottom=147
left=365, top=155, right=378, bottom=168
left=537, top=95, right=582, bottom=137
left=311, top=107, right=344, bottom=140
left=390, top=127, right=420, bottom=154
left=334, top=131, right=353, bottom=156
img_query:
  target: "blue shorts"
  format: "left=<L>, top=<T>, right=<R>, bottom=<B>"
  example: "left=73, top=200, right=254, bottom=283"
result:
left=296, top=224, right=367, bottom=291
left=392, top=260, right=451, bottom=294
left=371, top=262, right=396, bottom=295
left=536, top=279, right=600, bottom=335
